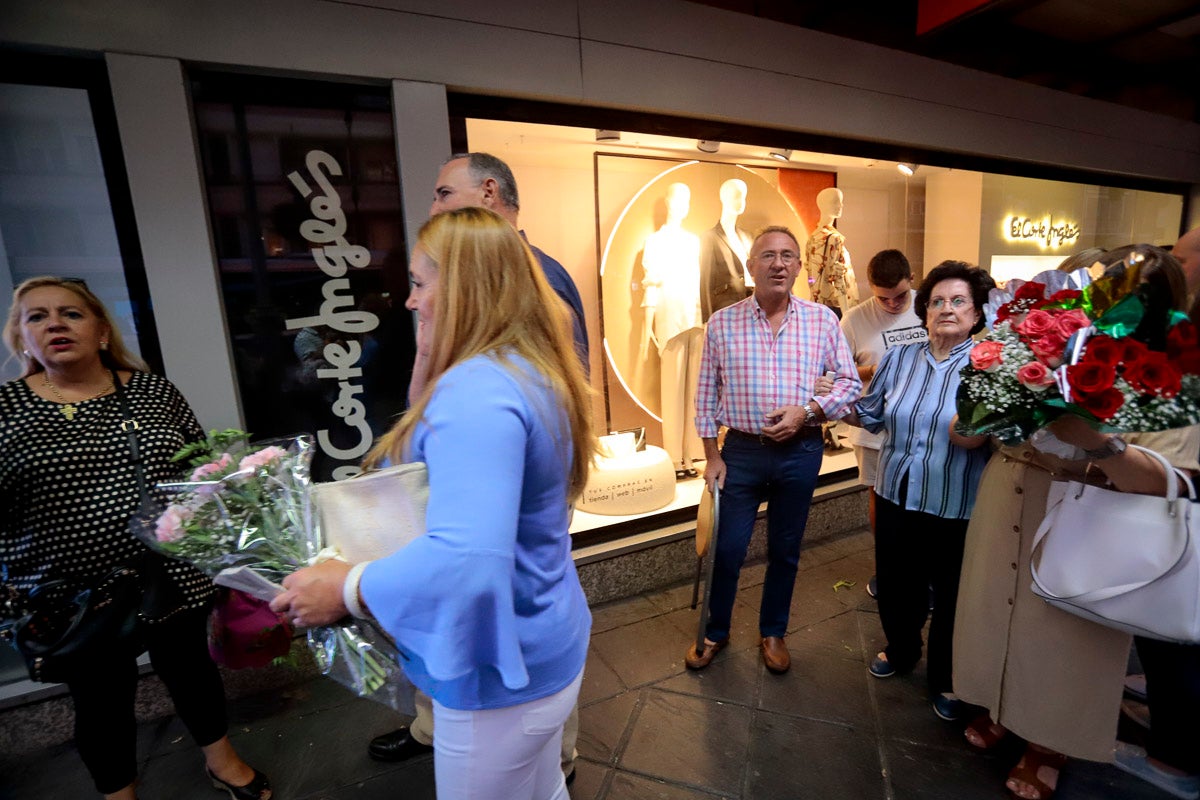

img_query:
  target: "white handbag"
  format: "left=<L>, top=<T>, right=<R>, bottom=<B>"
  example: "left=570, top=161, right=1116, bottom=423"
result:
left=310, top=462, right=429, bottom=563
left=1030, top=444, right=1200, bottom=643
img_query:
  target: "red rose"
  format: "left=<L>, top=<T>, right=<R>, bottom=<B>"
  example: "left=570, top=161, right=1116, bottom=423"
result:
left=1014, top=281, right=1047, bottom=302
left=1015, top=309, right=1056, bottom=339
left=1067, top=361, right=1117, bottom=395
left=1046, top=288, right=1082, bottom=305
left=1179, top=349, right=1200, bottom=375
left=1167, top=321, right=1198, bottom=358
left=1029, top=332, right=1067, bottom=367
left=1081, top=335, right=1122, bottom=367
left=1121, top=338, right=1148, bottom=365
left=969, top=340, right=1005, bottom=372
left=1075, top=387, right=1125, bottom=420
left=1016, top=361, right=1056, bottom=391
left=1053, top=309, right=1091, bottom=340
left=1125, top=352, right=1182, bottom=398
left=996, top=304, right=1014, bottom=324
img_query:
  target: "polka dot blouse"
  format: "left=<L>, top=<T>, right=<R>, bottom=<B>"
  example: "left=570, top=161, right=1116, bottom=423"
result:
left=0, top=372, right=215, bottom=614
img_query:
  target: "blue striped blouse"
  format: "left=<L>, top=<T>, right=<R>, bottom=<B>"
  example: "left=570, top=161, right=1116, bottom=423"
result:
left=855, top=338, right=990, bottom=519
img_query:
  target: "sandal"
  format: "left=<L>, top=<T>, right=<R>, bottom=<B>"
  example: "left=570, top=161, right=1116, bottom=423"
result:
left=964, top=713, right=1009, bottom=751
left=1006, top=746, right=1067, bottom=800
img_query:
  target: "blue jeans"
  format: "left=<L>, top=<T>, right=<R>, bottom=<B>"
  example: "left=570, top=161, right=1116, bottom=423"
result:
left=705, top=430, right=823, bottom=642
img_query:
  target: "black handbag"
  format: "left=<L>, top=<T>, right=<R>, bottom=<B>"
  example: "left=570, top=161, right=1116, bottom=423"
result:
left=7, top=371, right=181, bottom=682
left=13, top=565, right=146, bottom=683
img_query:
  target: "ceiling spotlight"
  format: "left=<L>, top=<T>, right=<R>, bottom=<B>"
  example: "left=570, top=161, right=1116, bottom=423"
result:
left=696, top=140, right=721, bottom=154
left=897, top=162, right=919, bottom=176
left=595, top=129, right=621, bottom=142
left=767, top=148, right=792, bottom=162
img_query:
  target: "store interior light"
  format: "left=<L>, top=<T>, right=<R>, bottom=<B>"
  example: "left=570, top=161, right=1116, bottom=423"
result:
left=767, top=148, right=792, bottom=162
left=696, top=140, right=721, bottom=153
left=897, top=162, right=919, bottom=176
left=595, top=129, right=621, bottom=142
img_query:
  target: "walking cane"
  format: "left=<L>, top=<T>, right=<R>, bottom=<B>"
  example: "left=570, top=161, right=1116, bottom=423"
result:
left=694, top=485, right=720, bottom=654
left=690, top=485, right=715, bottom=609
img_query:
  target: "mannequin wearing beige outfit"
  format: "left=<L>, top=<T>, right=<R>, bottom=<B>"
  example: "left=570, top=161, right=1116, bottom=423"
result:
left=641, top=182, right=704, bottom=476
left=805, top=188, right=857, bottom=316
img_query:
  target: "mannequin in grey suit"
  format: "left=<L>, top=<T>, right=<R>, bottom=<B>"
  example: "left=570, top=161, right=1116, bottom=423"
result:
left=700, top=178, right=755, bottom=321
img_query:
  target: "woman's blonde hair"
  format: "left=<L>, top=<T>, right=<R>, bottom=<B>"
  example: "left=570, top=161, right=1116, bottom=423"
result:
left=3, top=276, right=149, bottom=376
left=364, top=207, right=595, bottom=499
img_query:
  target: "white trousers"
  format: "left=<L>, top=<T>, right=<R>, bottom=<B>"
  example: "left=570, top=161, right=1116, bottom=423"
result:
left=659, top=327, right=704, bottom=470
left=431, top=669, right=583, bottom=800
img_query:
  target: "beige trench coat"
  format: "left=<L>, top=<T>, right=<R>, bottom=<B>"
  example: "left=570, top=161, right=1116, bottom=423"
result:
left=952, top=427, right=1200, bottom=762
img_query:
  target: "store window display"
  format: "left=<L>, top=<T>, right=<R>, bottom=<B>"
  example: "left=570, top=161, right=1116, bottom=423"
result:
left=805, top=187, right=858, bottom=318
left=639, top=182, right=704, bottom=478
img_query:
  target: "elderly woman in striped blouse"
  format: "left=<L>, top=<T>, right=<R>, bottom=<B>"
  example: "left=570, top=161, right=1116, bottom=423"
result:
left=819, top=260, right=994, bottom=721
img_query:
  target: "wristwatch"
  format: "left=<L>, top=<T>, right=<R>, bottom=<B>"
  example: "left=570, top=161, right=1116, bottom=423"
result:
left=802, top=403, right=819, bottom=426
left=1083, top=435, right=1127, bottom=460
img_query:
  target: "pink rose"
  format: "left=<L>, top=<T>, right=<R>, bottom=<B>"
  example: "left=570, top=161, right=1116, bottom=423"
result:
left=1053, top=309, right=1091, bottom=340
left=191, top=452, right=233, bottom=482
left=238, top=446, right=288, bottom=472
left=155, top=504, right=193, bottom=543
left=1028, top=332, right=1067, bottom=368
left=1016, top=361, right=1056, bottom=391
left=970, top=341, right=1004, bottom=372
left=1014, top=309, right=1056, bottom=339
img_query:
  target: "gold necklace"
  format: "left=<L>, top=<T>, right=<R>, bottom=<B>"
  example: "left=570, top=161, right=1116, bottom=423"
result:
left=42, top=373, right=113, bottom=421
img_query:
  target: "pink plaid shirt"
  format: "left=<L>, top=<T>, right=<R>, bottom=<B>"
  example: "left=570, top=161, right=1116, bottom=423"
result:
left=695, top=295, right=861, bottom=438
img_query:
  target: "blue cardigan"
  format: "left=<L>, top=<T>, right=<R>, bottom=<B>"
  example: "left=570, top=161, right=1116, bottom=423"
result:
left=359, top=354, right=591, bottom=710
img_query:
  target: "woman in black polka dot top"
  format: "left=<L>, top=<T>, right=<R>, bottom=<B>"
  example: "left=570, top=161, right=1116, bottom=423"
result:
left=1, top=277, right=270, bottom=800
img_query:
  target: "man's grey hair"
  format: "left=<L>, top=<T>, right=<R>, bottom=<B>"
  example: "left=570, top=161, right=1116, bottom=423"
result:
left=446, top=152, right=520, bottom=212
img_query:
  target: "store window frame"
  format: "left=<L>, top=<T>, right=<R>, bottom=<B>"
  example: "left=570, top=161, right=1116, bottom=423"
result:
left=0, top=50, right=165, bottom=374
left=189, top=69, right=415, bottom=482
left=447, top=93, right=1192, bottom=548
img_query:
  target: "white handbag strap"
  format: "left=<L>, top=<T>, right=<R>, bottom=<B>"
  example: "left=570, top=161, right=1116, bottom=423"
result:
left=1030, top=444, right=1194, bottom=602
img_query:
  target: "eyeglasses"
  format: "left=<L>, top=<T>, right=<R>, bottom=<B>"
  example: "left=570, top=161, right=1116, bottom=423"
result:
left=756, top=250, right=798, bottom=265
left=928, top=296, right=971, bottom=311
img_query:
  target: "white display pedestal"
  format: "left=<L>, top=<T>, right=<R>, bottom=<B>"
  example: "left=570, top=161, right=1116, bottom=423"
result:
left=577, top=444, right=676, bottom=516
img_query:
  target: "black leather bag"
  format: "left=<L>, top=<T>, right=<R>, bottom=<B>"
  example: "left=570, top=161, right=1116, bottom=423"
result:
left=13, top=565, right=146, bottom=683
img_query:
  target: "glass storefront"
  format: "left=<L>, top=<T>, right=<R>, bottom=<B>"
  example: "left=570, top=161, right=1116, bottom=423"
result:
left=191, top=73, right=415, bottom=482
left=0, top=58, right=160, bottom=689
left=452, top=116, right=1184, bottom=534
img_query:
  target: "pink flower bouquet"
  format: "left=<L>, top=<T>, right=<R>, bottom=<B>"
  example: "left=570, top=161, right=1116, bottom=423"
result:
left=957, top=259, right=1200, bottom=445
left=130, top=430, right=412, bottom=710
left=132, top=430, right=316, bottom=583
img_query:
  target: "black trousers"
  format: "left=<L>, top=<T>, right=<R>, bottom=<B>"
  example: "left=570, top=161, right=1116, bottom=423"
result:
left=1135, top=636, right=1200, bottom=774
left=66, top=607, right=228, bottom=794
left=874, top=489, right=968, bottom=695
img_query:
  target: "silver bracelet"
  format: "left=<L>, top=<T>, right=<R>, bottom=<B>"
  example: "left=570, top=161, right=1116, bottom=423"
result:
left=342, top=561, right=372, bottom=619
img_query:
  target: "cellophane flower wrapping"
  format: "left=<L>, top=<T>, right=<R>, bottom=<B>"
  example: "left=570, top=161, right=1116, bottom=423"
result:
left=130, top=430, right=414, bottom=713
left=957, top=261, right=1200, bottom=445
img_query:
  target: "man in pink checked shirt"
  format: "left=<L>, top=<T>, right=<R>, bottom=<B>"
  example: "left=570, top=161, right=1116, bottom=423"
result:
left=686, top=226, right=861, bottom=675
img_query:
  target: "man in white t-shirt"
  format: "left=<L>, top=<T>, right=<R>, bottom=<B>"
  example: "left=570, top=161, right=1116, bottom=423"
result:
left=840, top=249, right=926, bottom=598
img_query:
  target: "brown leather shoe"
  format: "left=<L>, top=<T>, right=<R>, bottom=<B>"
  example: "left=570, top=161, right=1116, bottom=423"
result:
left=685, top=638, right=728, bottom=670
left=761, top=636, right=790, bottom=673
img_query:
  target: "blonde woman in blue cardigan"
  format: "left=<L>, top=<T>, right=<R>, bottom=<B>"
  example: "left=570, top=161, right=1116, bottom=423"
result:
left=273, top=207, right=595, bottom=800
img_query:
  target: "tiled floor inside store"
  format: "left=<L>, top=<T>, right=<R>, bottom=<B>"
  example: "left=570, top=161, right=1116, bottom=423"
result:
left=2, top=527, right=1168, bottom=799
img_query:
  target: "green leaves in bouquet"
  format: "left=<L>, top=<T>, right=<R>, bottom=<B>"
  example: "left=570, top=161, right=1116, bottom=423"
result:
left=171, top=428, right=252, bottom=468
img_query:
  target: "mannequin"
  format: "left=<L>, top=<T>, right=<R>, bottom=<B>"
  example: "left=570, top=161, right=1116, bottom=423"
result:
left=640, top=182, right=704, bottom=478
left=699, top=178, right=755, bottom=321
left=805, top=187, right=858, bottom=318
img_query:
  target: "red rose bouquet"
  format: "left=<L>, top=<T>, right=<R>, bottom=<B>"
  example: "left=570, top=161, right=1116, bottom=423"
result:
left=957, top=261, right=1200, bottom=445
